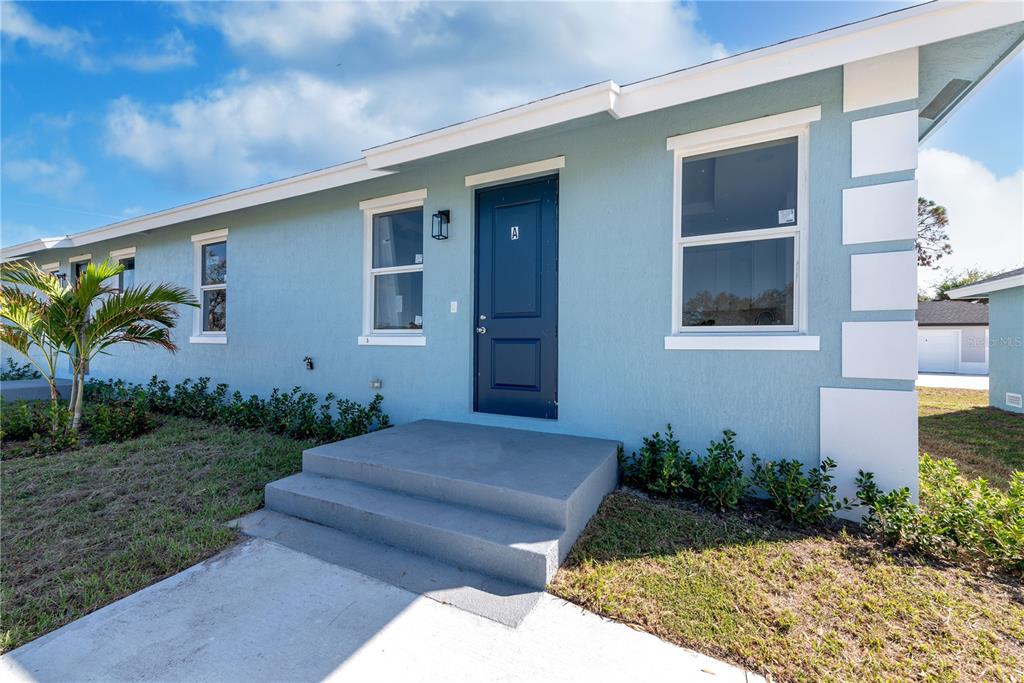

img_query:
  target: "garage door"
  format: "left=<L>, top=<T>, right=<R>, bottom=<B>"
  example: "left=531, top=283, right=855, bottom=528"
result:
left=918, top=330, right=958, bottom=373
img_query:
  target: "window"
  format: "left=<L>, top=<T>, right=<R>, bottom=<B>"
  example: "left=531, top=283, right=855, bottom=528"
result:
left=359, top=189, right=427, bottom=346
left=119, top=258, right=136, bottom=291
left=191, top=229, right=228, bottom=344
left=666, top=107, right=820, bottom=350
left=69, top=254, right=91, bottom=284
left=110, top=247, right=136, bottom=292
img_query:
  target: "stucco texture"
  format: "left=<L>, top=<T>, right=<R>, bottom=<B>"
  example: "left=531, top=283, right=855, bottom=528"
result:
left=9, top=66, right=920, bottom=464
left=988, top=287, right=1024, bottom=414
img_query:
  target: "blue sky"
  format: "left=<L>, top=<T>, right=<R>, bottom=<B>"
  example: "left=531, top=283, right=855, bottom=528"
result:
left=2, top=1, right=1021, bottom=287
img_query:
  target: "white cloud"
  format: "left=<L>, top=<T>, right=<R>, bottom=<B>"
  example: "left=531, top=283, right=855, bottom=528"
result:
left=0, top=2, right=96, bottom=70
left=104, top=72, right=414, bottom=188
left=2, top=156, right=86, bottom=200
left=918, top=148, right=1024, bottom=289
left=180, top=2, right=415, bottom=61
left=111, top=2, right=726, bottom=190
left=184, top=1, right=726, bottom=85
left=112, top=28, right=196, bottom=72
left=1, top=3, right=194, bottom=72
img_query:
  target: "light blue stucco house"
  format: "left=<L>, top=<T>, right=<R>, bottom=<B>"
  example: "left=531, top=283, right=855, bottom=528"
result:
left=4, top=2, right=1023, bottom=509
left=950, top=268, right=1024, bottom=414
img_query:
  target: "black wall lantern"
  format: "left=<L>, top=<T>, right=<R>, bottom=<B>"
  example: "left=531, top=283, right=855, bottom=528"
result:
left=431, top=209, right=450, bottom=240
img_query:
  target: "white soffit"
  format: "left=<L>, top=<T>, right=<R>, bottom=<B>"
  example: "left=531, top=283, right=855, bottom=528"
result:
left=842, top=179, right=918, bottom=245
left=843, top=48, right=919, bottom=112
left=820, top=387, right=919, bottom=517
left=850, top=251, right=918, bottom=311
left=851, top=110, right=920, bottom=177
left=841, top=321, right=918, bottom=380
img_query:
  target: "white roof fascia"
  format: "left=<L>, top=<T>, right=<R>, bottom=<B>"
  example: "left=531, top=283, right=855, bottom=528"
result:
left=948, top=274, right=1024, bottom=299
left=4, top=1, right=1021, bottom=261
left=1, top=159, right=393, bottom=260
left=616, top=0, right=1023, bottom=118
left=363, top=81, right=620, bottom=170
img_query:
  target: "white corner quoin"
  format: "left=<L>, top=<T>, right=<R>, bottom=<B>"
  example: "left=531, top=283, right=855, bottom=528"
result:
left=842, top=179, right=918, bottom=245
left=850, top=110, right=919, bottom=178
left=841, top=321, right=918, bottom=380
left=850, top=251, right=918, bottom=312
left=843, top=47, right=919, bottom=113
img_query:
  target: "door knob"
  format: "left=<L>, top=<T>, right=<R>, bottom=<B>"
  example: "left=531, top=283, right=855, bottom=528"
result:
left=476, top=326, right=487, bottom=334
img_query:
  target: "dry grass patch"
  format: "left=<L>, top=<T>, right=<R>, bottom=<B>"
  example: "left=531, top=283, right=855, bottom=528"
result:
left=918, top=387, right=1024, bottom=487
left=0, top=416, right=307, bottom=652
left=550, top=492, right=1024, bottom=683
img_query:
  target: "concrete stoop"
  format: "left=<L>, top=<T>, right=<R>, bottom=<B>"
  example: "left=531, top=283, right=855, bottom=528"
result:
left=241, top=419, right=620, bottom=626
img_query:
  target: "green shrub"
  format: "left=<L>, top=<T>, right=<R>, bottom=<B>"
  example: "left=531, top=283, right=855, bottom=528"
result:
left=691, top=429, right=750, bottom=511
left=85, top=391, right=152, bottom=444
left=1, top=401, right=50, bottom=441
left=751, top=456, right=851, bottom=526
left=857, top=454, right=1023, bottom=573
left=618, top=424, right=692, bottom=496
left=0, top=401, right=77, bottom=457
left=84, top=375, right=391, bottom=445
left=0, top=358, right=41, bottom=381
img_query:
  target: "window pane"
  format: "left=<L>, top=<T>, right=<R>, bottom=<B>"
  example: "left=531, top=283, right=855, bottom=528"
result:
left=74, top=261, right=89, bottom=280
left=373, top=208, right=423, bottom=269
left=202, top=289, right=226, bottom=332
left=682, top=137, right=798, bottom=237
left=681, top=237, right=794, bottom=327
left=374, top=271, right=423, bottom=330
left=119, top=257, right=135, bottom=291
left=202, top=242, right=227, bottom=285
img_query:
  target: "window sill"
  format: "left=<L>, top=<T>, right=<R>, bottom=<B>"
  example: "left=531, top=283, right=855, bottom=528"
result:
left=664, top=334, right=820, bottom=351
left=190, top=335, right=227, bottom=345
left=358, top=335, right=426, bottom=347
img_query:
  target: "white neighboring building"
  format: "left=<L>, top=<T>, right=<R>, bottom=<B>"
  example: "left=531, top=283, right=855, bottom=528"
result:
left=917, top=300, right=989, bottom=375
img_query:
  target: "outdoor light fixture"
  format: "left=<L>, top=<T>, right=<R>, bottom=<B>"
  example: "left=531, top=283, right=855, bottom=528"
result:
left=431, top=210, right=450, bottom=240
left=303, top=356, right=314, bottom=371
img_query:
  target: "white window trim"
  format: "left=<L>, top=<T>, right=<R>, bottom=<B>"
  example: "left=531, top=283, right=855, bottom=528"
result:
left=108, top=247, right=137, bottom=291
left=464, top=156, right=565, bottom=188
left=359, top=189, right=427, bottom=346
left=109, top=246, right=136, bottom=260
left=190, top=228, right=228, bottom=345
left=40, top=262, right=60, bottom=273
left=68, top=253, right=92, bottom=264
left=666, top=107, right=820, bottom=351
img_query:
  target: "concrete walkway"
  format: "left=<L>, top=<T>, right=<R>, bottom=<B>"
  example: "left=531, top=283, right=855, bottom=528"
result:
left=1, top=538, right=764, bottom=683
left=916, top=373, right=989, bottom=390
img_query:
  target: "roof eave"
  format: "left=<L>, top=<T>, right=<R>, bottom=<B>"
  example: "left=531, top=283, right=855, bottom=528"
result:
left=5, top=0, right=1022, bottom=260
left=948, top=274, right=1024, bottom=299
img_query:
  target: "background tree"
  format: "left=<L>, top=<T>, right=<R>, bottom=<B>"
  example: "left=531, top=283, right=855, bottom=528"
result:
left=1, top=260, right=197, bottom=432
left=931, top=267, right=994, bottom=301
left=918, top=197, right=953, bottom=268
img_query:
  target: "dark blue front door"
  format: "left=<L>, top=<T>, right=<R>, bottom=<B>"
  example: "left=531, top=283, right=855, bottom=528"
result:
left=475, top=176, right=558, bottom=419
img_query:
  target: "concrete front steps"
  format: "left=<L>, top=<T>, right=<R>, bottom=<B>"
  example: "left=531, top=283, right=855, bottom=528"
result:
left=242, top=420, right=619, bottom=624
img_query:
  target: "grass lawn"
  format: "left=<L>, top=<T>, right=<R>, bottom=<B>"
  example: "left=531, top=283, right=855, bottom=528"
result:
left=552, top=390, right=1024, bottom=682
left=918, top=387, right=1024, bottom=487
left=0, top=415, right=307, bottom=653
left=550, top=492, right=1024, bottom=683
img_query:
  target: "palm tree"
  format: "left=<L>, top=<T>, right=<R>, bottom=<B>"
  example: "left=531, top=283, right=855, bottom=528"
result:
left=1, top=259, right=198, bottom=432
left=0, top=267, right=71, bottom=419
